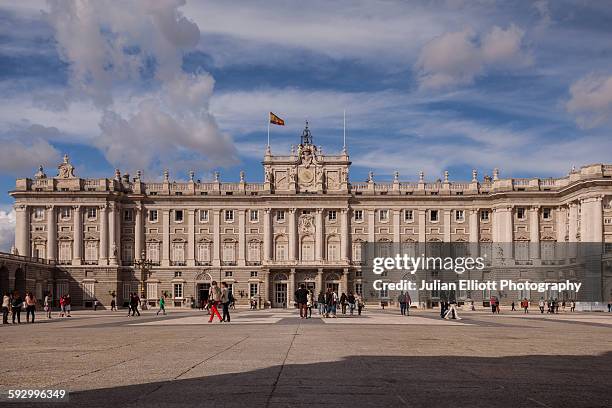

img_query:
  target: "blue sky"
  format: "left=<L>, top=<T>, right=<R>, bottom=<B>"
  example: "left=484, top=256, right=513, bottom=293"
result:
left=1, top=0, right=612, bottom=249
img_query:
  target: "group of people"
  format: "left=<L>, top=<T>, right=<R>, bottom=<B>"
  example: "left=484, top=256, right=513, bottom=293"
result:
left=295, top=286, right=365, bottom=318
left=537, top=298, right=576, bottom=314
left=2, top=291, right=68, bottom=324
left=206, top=281, right=234, bottom=323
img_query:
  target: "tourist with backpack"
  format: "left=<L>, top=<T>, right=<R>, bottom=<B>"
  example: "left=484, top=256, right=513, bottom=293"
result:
left=221, top=282, right=231, bottom=322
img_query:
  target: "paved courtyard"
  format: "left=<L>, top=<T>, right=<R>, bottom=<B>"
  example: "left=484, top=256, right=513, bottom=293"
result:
left=1, top=307, right=611, bottom=408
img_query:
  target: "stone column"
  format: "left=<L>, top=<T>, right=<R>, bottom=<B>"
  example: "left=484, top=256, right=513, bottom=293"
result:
left=367, top=209, right=375, bottom=243
left=556, top=207, right=567, bottom=243
left=529, top=207, right=540, bottom=259
left=443, top=210, right=451, bottom=242
left=114, top=204, right=121, bottom=265
left=263, top=209, right=271, bottom=261
left=108, top=203, right=117, bottom=265
left=316, top=209, right=324, bottom=261
left=288, top=269, right=295, bottom=305
left=288, top=208, right=296, bottom=261
left=238, top=209, right=246, bottom=265
left=568, top=203, right=579, bottom=242
left=580, top=197, right=603, bottom=243
left=134, top=205, right=143, bottom=261
left=46, top=206, right=56, bottom=261
left=213, top=209, right=221, bottom=266
left=393, top=209, right=400, bottom=244
left=99, top=204, right=108, bottom=264
left=187, top=209, right=195, bottom=266
left=162, top=209, right=170, bottom=267
left=72, top=205, right=82, bottom=265
left=316, top=268, right=323, bottom=295
left=15, top=205, right=29, bottom=257
left=418, top=209, right=426, bottom=256
left=469, top=209, right=479, bottom=257
left=262, top=270, right=270, bottom=307
left=341, top=209, right=350, bottom=261
left=341, top=268, right=348, bottom=295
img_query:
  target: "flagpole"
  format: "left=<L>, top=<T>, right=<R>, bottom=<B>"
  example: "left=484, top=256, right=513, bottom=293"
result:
left=343, top=109, right=346, bottom=151
left=267, top=114, right=270, bottom=147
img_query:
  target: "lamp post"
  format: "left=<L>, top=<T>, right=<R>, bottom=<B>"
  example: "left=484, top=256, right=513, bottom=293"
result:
left=134, top=249, right=153, bottom=303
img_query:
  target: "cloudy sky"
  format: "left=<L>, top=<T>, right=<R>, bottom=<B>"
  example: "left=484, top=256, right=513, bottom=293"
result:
left=1, top=0, right=612, bottom=250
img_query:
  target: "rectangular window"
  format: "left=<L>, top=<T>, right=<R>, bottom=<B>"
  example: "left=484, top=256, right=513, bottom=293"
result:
left=149, top=210, right=158, bottom=222
left=430, top=210, right=439, bottom=222
left=355, top=283, right=363, bottom=296
left=147, top=282, right=158, bottom=299
left=250, top=271, right=258, bottom=277
left=517, top=207, right=526, bottom=219
left=404, top=210, right=413, bottom=222
left=542, top=208, right=551, bottom=220
left=250, top=283, right=259, bottom=298
left=122, top=243, right=133, bottom=265
left=173, top=283, right=183, bottom=299
left=175, top=210, right=184, bottom=222
left=85, top=241, right=98, bottom=264
left=146, top=242, right=160, bottom=264
left=455, top=210, right=465, bottom=221
left=379, top=209, right=389, bottom=221
left=225, top=210, right=234, bottom=222
left=276, top=210, right=285, bottom=221
left=58, top=241, right=72, bottom=264
left=87, top=207, right=97, bottom=219
left=354, top=210, right=363, bottom=221
left=82, top=282, right=95, bottom=301
left=60, top=207, right=71, bottom=219
left=172, top=243, right=185, bottom=265
left=250, top=210, right=259, bottom=222
left=480, top=210, right=490, bottom=221
left=225, top=271, right=233, bottom=277
left=328, top=210, right=337, bottom=221
left=199, top=209, right=209, bottom=222
left=34, top=208, right=44, bottom=220
left=123, top=209, right=133, bottom=222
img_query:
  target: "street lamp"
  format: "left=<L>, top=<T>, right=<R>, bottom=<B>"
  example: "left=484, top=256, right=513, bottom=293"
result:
left=134, top=249, right=154, bottom=302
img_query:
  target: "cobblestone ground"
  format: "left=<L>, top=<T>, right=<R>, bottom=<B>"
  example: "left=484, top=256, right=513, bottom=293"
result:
left=1, top=307, right=610, bottom=408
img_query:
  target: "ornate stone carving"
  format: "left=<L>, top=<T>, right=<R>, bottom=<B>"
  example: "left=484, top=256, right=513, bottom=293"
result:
left=57, top=154, right=75, bottom=178
left=35, top=165, right=47, bottom=179
left=298, top=214, right=315, bottom=235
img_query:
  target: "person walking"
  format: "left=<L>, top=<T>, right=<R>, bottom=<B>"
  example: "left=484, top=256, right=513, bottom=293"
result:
left=44, top=292, right=52, bottom=319
left=570, top=300, right=576, bottom=312
left=2, top=292, right=10, bottom=324
left=25, top=292, right=36, bottom=323
left=156, top=296, right=166, bottom=315
left=59, top=295, right=65, bottom=317
left=306, top=290, right=314, bottom=318
left=347, top=291, right=356, bottom=316
left=398, top=292, right=407, bottom=316
left=295, top=284, right=309, bottom=319
left=127, top=293, right=133, bottom=316
left=221, top=282, right=231, bottom=322
left=356, top=294, right=364, bottom=316
left=490, top=296, right=497, bottom=314
left=11, top=291, right=23, bottom=324
left=511, top=301, right=516, bottom=311
left=538, top=298, right=545, bottom=314
left=208, top=281, right=223, bottom=323
left=93, top=298, right=100, bottom=311
left=324, top=288, right=333, bottom=318
left=64, top=294, right=72, bottom=317
left=318, top=292, right=326, bottom=316
left=340, top=292, right=348, bottom=315
left=521, top=298, right=529, bottom=314
left=132, top=293, right=141, bottom=316
left=110, top=292, right=117, bottom=311
left=405, top=292, right=412, bottom=316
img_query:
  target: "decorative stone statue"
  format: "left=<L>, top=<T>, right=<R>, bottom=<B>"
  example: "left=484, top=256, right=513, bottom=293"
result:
left=214, top=171, right=220, bottom=182
left=35, top=165, right=47, bottom=179
left=163, top=169, right=169, bottom=182
left=57, top=154, right=76, bottom=178
left=472, top=169, right=478, bottom=182
left=367, top=171, right=374, bottom=183
left=419, top=171, right=424, bottom=183
left=394, top=171, right=399, bottom=182
left=240, top=170, right=245, bottom=182
left=189, top=170, right=195, bottom=182
left=444, top=170, right=449, bottom=183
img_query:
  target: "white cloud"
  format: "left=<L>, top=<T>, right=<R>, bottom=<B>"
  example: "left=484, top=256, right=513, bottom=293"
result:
left=39, top=0, right=238, bottom=174
left=415, top=25, right=532, bottom=90
left=0, top=124, right=62, bottom=175
left=566, top=73, right=612, bottom=128
left=0, top=209, right=16, bottom=253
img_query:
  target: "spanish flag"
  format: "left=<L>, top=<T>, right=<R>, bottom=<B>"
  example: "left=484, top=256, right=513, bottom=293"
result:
left=269, top=112, right=285, bottom=126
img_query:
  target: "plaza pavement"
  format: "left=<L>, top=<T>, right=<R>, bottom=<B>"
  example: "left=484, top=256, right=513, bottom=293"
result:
left=0, top=307, right=610, bottom=408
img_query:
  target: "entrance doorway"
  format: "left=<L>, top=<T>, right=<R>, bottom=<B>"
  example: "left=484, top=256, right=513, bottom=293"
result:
left=326, top=282, right=339, bottom=294
left=299, top=281, right=316, bottom=293
left=274, top=283, right=287, bottom=308
left=197, top=283, right=210, bottom=308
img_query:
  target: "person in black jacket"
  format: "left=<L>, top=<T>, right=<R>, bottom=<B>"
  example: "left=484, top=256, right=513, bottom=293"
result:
left=295, top=284, right=309, bottom=319
left=11, top=291, right=23, bottom=324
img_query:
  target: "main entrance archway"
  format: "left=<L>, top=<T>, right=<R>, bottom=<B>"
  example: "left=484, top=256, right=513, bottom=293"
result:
left=272, top=272, right=288, bottom=308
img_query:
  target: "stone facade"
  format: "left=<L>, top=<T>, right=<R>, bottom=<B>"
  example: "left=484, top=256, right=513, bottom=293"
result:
left=8, top=125, right=612, bottom=309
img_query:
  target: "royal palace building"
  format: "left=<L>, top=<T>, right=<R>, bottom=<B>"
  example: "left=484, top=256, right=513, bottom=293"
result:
left=7, top=124, right=612, bottom=309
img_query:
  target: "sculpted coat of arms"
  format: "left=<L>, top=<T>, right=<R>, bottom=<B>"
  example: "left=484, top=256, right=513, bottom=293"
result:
left=298, top=214, right=315, bottom=235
